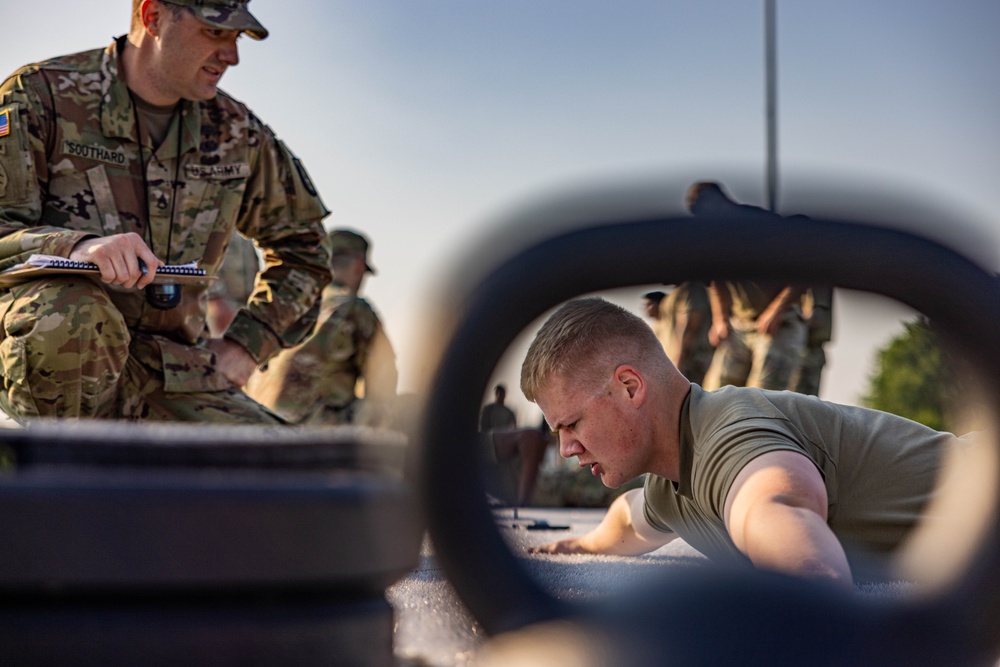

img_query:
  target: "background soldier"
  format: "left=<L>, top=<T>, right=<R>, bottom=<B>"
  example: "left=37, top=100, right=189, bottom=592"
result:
left=645, top=284, right=713, bottom=386
left=686, top=181, right=807, bottom=391
left=642, top=290, right=668, bottom=343
left=480, top=384, right=517, bottom=433
left=791, top=285, right=835, bottom=396
left=246, top=229, right=398, bottom=426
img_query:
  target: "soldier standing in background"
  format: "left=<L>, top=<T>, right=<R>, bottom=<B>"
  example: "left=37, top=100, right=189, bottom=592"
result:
left=642, top=290, right=668, bottom=342
left=246, top=229, right=398, bottom=426
left=480, top=384, right=517, bottom=433
left=642, top=291, right=666, bottom=323
left=645, top=284, right=713, bottom=386
left=479, top=384, right=550, bottom=507
left=0, top=0, right=330, bottom=422
left=790, top=285, right=835, bottom=396
left=686, top=181, right=807, bottom=392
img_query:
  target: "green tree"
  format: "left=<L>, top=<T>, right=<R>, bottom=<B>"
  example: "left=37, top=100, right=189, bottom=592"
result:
left=862, top=317, right=953, bottom=431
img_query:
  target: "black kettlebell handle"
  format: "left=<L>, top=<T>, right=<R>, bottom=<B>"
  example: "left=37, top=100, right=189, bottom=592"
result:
left=419, top=207, right=1000, bottom=662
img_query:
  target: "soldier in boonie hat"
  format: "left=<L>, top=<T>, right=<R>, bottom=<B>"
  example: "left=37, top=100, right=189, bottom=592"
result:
left=164, top=0, right=269, bottom=40
left=327, top=229, right=376, bottom=274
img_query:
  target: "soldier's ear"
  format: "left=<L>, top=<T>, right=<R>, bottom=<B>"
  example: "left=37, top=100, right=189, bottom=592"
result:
left=615, top=365, right=646, bottom=407
left=141, top=0, right=164, bottom=37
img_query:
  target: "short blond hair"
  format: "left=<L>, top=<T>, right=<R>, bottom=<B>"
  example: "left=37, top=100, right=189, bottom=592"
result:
left=520, top=297, right=668, bottom=402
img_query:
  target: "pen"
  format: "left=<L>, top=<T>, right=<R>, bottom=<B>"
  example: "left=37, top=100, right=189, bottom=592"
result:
left=139, top=259, right=148, bottom=277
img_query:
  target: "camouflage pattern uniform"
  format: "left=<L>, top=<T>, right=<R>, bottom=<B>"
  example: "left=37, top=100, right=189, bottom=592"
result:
left=702, top=279, right=807, bottom=391
left=209, top=232, right=261, bottom=308
left=685, top=181, right=807, bottom=393
left=0, top=38, right=330, bottom=422
left=657, top=281, right=713, bottom=385
left=245, top=279, right=398, bottom=425
left=207, top=232, right=260, bottom=336
left=789, top=285, right=834, bottom=396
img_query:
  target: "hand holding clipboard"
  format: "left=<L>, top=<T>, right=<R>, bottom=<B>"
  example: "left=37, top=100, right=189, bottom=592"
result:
left=0, top=254, right=213, bottom=287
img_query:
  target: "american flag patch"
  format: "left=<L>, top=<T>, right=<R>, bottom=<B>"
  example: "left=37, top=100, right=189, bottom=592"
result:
left=0, top=110, right=9, bottom=138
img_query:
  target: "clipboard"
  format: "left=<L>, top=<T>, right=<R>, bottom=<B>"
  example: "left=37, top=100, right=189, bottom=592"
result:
left=0, top=254, right=214, bottom=287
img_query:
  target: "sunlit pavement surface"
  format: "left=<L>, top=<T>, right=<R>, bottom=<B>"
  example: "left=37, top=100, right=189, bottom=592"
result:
left=389, top=506, right=930, bottom=667
left=390, top=507, right=711, bottom=667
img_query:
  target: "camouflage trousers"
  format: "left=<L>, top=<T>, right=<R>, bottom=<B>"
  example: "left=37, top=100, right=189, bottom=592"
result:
left=295, top=401, right=354, bottom=426
left=789, top=344, right=827, bottom=396
left=0, top=277, right=282, bottom=423
left=677, top=349, right=713, bottom=387
left=702, top=312, right=807, bottom=391
left=278, top=397, right=399, bottom=428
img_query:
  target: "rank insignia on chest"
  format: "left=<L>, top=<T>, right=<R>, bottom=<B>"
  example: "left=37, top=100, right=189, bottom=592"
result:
left=0, top=110, right=9, bottom=138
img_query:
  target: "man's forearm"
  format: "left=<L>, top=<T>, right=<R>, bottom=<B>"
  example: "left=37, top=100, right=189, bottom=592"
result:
left=580, top=491, right=675, bottom=555
left=708, top=282, right=731, bottom=325
left=707, top=282, right=732, bottom=346
left=529, top=489, right=675, bottom=556
left=763, top=286, right=806, bottom=321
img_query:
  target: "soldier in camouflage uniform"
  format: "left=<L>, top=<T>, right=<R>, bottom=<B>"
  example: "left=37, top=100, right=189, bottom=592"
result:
left=685, top=182, right=807, bottom=391
left=644, top=283, right=713, bottom=385
left=246, top=230, right=398, bottom=426
left=0, top=0, right=330, bottom=422
left=790, top=285, right=834, bottom=396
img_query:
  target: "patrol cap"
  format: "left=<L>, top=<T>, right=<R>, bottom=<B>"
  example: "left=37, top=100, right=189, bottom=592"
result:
left=643, top=290, right=666, bottom=303
left=327, top=229, right=376, bottom=274
left=164, top=0, right=269, bottom=40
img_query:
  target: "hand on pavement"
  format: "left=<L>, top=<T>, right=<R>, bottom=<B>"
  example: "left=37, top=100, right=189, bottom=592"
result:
left=528, top=537, right=590, bottom=555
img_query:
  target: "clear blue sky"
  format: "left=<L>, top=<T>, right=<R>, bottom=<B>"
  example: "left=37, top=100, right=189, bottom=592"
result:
left=5, top=1, right=999, bottom=417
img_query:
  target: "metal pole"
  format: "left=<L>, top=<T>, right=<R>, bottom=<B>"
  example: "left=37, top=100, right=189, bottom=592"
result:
left=765, top=0, right=778, bottom=211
